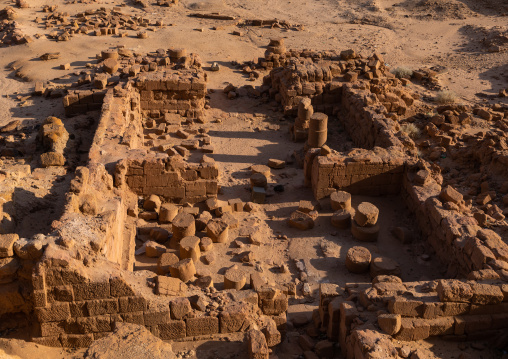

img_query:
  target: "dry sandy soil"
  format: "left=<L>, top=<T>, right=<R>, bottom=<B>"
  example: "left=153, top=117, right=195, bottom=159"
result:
left=0, top=0, right=507, bottom=358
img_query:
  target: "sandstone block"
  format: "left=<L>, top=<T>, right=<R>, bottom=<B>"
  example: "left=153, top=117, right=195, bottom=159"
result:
left=345, top=246, right=371, bottom=274
left=186, top=316, right=219, bottom=336
left=351, top=220, right=379, bottom=242
left=156, top=276, right=187, bottom=296
left=224, top=266, right=246, bottom=290
left=169, top=258, right=196, bottom=282
left=331, top=210, right=352, bottom=229
left=206, top=219, right=229, bottom=243
left=378, top=314, right=401, bottom=335
left=437, top=280, right=472, bottom=303
left=354, top=202, right=379, bottom=227
left=159, top=203, right=179, bottom=223
left=330, top=191, right=351, bottom=211
left=157, top=252, right=179, bottom=275
left=0, top=233, right=18, bottom=257
left=179, top=236, right=201, bottom=263
left=170, top=297, right=192, bottom=320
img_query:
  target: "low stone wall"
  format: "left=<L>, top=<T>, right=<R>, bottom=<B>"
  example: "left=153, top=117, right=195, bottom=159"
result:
left=135, top=70, right=206, bottom=119
left=63, top=90, right=107, bottom=116
left=310, top=148, right=406, bottom=200
left=115, top=157, right=219, bottom=204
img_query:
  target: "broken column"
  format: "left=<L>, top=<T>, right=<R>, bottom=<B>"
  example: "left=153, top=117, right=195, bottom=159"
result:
left=179, top=236, right=201, bottom=263
left=351, top=202, right=380, bottom=242
left=170, top=258, right=196, bottom=282
left=293, top=98, right=313, bottom=142
left=224, top=266, right=246, bottom=290
left=307, top=113, right=328, bottom=148
left=206, top=219, right=229, bottom=243
left=330, top=191, right=353, bottom=229
left=345, top=246, right=371, bottom=274
left=172, top=213, right=196, bottom=243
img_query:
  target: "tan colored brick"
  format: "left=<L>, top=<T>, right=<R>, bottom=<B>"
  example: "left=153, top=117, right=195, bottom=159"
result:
left=186, top=316, right=219, bottom=336
left=158, top=320, right=186, bottom=340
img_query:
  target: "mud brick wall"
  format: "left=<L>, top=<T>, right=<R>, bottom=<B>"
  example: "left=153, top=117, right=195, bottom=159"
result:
left=135, top=70, right=206, bottom=118
left=63, top=89, right=107, bottom=116
left=115, top=157, right=219, bottom=204
left=401, top=162, right=508, bottom=277
left=310, top=150, right=406, bottom=200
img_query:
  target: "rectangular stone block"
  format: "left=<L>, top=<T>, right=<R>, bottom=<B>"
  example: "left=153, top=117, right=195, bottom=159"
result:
left=388, top=298, right=424, bottom=317
left=119, top=296, right=147, bottom=313
left=40, top=321, right=66, bottom=337
left=120, top=312, right=145, bottom=326
left=220, top=305, right=247, bottom=333
left=158, top=320, right=186, bottom=339
left=143, top=311, right=170, bottom=326
left=395, top=318, right=430, bottom=341
left=110, top=277, right=136, bottom=297
left=60, top=334, right=93, bottom=348
left=75, top=315, right=112, bottom=333
left=0, top=234, right=18, bottom=257
left=32, top=336, right=61, bottom=347
left=35, top=302, right=71, bottom=322
left=73, top=282, right=110, bottom=301
left=86, top=299, right=119, bottom=316
left=70, top=302, right=88, bottom=317
left=428, top=317, right=454, bottom=336
left=186, top=316, right=219, bottom=337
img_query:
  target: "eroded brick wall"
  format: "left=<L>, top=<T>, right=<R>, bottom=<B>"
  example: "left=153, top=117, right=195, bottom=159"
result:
left=135, top=70, right=206, bottom=118
left=310, top=149, right=406, bottom=200
left=115, top=157, right=219, bottom=204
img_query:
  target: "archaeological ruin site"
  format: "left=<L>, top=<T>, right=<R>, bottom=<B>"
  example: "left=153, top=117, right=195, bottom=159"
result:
left=0, top=0, right=507, bottom=358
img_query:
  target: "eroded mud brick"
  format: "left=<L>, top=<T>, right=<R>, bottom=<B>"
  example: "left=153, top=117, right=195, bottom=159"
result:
left=206, top=219, right=229, bottom=243
left=345, top=246, right=371, bottom=274
left=156, top=276, right=188, bottom=296
left=330, top=191, right=351, bottom=211
left=186, top=316, right=219, bottom=337
left=169, top=258, right=196, bottom=282
left=354, top=202, right=379, bottom=227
